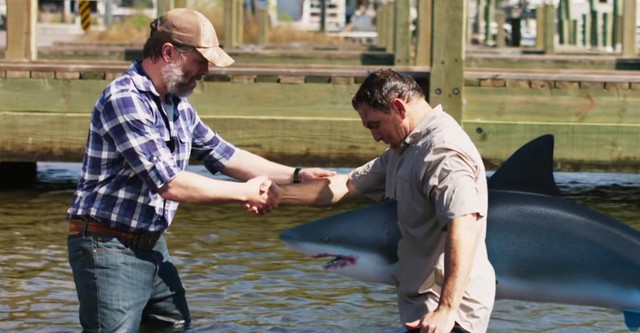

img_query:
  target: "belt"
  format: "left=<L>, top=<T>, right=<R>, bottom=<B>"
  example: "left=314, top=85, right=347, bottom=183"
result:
left=68, top=219, right=162, bottom=251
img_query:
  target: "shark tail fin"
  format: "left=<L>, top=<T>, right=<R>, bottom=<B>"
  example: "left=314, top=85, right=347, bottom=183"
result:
left=624, top=309, right=640, bottom=331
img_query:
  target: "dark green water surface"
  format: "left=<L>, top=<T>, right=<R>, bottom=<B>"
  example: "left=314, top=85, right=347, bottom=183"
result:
left=0, top=163, right=638, bottom=333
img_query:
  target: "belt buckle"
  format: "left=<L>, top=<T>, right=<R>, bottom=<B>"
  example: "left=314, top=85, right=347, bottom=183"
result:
left=130, top=232, right=161, bottom=251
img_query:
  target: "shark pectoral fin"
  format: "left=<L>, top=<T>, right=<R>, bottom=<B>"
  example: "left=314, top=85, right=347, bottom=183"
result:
left=623, top=310, right=640, bottom=331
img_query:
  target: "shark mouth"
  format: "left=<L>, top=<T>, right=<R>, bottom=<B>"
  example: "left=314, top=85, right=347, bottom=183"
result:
left=313, top=253, right=357, bottom=269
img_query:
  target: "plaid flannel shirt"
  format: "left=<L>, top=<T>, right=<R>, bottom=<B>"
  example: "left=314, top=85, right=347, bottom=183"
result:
left=68, top=61, right=237, bottom=232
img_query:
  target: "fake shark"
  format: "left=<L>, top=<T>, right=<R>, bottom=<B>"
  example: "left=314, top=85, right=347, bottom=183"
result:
left=279, top=135, right=640, bottom=331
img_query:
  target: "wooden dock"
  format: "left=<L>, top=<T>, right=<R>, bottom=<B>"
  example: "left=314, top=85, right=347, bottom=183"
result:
left=0, top=61, right=639, bottom=173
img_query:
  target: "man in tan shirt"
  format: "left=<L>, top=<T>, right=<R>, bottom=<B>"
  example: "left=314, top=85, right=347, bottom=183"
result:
left=279, top=69, right=496, bottom=332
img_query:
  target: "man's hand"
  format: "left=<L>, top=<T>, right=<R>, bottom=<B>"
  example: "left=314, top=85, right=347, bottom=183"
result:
left=405, top=307, right=456, bottom=333
left=299, top=167, right=336, bottom=182
left=243, top=176, right=280, bottom=215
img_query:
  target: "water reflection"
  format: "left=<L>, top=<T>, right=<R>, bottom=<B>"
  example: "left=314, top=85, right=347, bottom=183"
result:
left=0, top=163, right=638, bottom=332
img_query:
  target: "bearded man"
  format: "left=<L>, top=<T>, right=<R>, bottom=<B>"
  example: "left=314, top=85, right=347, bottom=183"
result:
left=66, top=8, right=333, bottom=332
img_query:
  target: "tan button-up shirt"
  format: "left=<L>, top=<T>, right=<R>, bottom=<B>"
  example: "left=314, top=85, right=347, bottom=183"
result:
left=349, top=105, right=496, bottom=332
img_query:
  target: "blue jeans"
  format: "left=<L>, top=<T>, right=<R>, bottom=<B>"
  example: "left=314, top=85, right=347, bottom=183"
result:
left=68, top=230, right=190, bottom=333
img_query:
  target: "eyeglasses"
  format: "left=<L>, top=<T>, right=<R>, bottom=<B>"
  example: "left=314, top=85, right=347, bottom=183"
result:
left=171, top=42, right=196, bottom=54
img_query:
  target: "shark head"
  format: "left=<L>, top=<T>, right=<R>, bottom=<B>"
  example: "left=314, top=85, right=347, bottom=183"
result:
left=279, top=203, right=401, bottom=285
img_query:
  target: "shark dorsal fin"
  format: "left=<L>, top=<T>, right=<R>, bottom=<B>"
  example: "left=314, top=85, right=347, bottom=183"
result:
left=488, top=134, right=561, bottom=196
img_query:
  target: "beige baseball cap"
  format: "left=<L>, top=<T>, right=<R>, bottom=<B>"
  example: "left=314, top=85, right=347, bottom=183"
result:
left=151, top=8, right=235, bottom=67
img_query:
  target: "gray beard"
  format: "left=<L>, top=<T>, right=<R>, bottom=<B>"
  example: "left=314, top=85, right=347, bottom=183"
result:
left=162, top=61, right=195, bottom=97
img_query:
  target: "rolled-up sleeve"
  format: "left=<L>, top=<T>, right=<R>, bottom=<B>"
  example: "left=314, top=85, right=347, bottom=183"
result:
left=189, top=112, right=237, bottom=175
left=349, top=153, right=388, bottom=202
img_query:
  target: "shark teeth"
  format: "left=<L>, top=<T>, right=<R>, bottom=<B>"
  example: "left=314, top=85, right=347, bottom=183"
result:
left=313, top=253, right=357, bottom=269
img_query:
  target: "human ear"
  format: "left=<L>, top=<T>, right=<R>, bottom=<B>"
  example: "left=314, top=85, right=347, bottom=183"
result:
left=391, top=98, right=407, bottom=119
left=161, top=43, right=174, bottom=62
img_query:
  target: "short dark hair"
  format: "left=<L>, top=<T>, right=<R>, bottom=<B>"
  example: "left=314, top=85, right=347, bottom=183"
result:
left=352, top=69, right=425, bottom=113
left=142, top=35, right=165, bottom=61
left=142, top=18, right=195, bottom=62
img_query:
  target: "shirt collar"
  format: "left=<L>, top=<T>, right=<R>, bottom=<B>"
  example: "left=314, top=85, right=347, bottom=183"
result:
left=128, top=61, right=182, bottom=108
left=128, top=61, right=159, bottom=95
left=404, top=104, right=442, bottom=147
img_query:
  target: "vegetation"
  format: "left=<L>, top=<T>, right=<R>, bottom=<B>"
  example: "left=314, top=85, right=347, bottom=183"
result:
left=79, top=3, right=352, bottom=46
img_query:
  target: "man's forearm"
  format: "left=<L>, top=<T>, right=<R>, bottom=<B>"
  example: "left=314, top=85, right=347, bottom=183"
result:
left=438, top=214, right=480, bottom=311
left=159, top=171, right=261, bottom=204
left=279, top=174, right=354, bottom=206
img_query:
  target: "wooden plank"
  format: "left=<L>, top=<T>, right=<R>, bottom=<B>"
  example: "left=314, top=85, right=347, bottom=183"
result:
left=465, top=68, right=640, bottom=83
left=1, top=69, right=638, bottom=119
left=0, top=112, right=385, bottom=167
left=464, top=86, right=640, bottom=124
left=466, top=53, right=621, bottom=71
left=4, top=112, right=638, bottom=172
left=230, top=75, right=256, bottom=83
left=9, top=60, right=640, bottom=84
left=0, top=78, right=360, bottom=117
left=0, top=113, right=89, bottom=162
left=463, top=121, right=640, bottom=172
left=6, top=70, right=30, bottom=79
left=201, top=117, right=385, bottom=166
left=279, top=76, right=306, bottom=84
left=1, top=64, right=640, bottom=171
left=0, top=78, right=107, bottom=114
left=187, top=81, right=359, bottom=118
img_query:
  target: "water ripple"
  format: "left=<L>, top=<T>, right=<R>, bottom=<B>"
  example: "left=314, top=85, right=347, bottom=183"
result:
left=0, top=163, right=637, bottom=332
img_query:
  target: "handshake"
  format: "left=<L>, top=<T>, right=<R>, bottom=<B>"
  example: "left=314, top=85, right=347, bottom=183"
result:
left=241, top=176, right=281, bottom=215
left=241, top=167, right=336, bottom=215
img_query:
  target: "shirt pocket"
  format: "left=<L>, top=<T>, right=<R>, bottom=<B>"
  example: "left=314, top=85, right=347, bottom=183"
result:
left=173, top=130, right=192, bottom=164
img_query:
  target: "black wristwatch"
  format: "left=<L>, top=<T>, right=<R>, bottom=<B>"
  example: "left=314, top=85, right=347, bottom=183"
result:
left=293, top=167, right=302, bottom=183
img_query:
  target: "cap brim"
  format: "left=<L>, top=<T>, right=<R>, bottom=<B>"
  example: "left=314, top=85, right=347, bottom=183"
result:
left=197, top=46, right=235, bottom=67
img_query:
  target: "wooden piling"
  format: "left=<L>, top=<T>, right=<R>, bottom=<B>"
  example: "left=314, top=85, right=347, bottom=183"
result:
left=257, top=5, right=269, bottom=45
left=612, top=0, right=620, bottom=49
left=496, top=11, right=505, bottom=49
left=384, top=2, right=396, bottom=54
left=589, top=0, right=599, bottom=49
left=476, top=0, right=486, bottom=45
left=429, top=0, right=465, bottom=122
left=536, top=5, right=545, bottom=50
left=235, top=0, right=243, bottom=47
left=543, top=4, right=555, bottom=54
left=5, top=0, right=37, bottom=61
left=621, top=0, right=637, bottom=57
left=224, top=0, right=242, bottom=48
left=394, top=0, right=412, bottom=65
left=484, top=0, right=494, bottom=46
left=414, top=0, right=432, bottom=66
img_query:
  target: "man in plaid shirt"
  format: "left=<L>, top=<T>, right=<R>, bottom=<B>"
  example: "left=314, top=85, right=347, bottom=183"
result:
left=66, top=8, right=334, bottom=332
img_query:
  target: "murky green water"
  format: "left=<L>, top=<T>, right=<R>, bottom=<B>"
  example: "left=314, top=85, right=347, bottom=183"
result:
left=0, top=163, right=638, bottom=332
